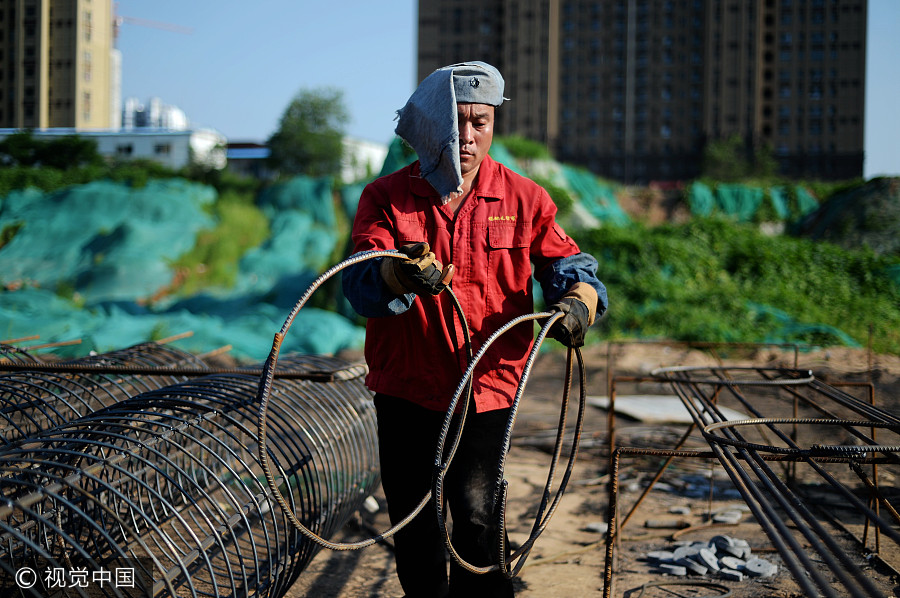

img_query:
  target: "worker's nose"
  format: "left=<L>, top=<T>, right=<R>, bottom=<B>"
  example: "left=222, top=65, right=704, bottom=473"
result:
left=459, top=122, right=473, bottom=145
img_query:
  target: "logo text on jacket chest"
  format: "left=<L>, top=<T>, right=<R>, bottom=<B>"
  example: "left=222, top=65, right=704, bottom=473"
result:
left=488, top=215, right=517, bottom=222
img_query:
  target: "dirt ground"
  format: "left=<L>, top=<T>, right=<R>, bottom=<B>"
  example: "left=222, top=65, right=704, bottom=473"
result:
left=284, top=342, right=900, bottom=597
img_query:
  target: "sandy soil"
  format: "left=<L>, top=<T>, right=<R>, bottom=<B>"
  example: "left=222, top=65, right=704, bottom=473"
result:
left=284, top=342, right=900, bottom=597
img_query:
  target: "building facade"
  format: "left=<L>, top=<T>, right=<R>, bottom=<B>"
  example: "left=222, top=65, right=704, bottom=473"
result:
left=418, top=0, right=867, bottom=182
left=0, top=0, right=114, bottom=130
left=0, top=127, right=227, bottom=170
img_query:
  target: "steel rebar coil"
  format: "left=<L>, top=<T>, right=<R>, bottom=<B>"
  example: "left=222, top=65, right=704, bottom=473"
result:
left=0, top=354, right=379, bottom=598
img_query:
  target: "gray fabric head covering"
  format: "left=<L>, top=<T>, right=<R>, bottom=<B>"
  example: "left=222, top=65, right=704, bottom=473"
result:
left=395, top=61, right=507, bottom=200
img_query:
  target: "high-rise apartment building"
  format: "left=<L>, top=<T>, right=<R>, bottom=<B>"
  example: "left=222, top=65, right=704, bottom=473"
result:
left=0, top=0, right=114, bottom=130
left=418, top=0, right=867, bottom=182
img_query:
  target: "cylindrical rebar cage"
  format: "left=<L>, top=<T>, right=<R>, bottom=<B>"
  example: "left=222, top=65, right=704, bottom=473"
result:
left=0, top=354, right=379, bottom=598
left=0, top=342, right=211, bottom=445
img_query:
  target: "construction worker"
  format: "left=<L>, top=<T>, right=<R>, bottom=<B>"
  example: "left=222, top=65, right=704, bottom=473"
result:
left=342, top=61, right=607, bottom=597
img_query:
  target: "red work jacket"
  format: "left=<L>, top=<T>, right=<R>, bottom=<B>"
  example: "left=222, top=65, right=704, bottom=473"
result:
left=349, top=155, right=582, bottom=412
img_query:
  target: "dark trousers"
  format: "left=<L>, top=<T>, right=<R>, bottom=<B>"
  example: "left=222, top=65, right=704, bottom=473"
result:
left=374, top=394, right=515, bottom=598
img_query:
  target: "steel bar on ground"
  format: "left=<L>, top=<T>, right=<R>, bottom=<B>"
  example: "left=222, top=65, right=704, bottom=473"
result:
left=603, top=366, right=900, bottom=598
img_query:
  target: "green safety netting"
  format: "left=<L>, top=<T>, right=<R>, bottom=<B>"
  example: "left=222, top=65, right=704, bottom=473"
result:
left=714, top=184, right=765, bottom=221
left=488, top=142, right=526, bottom=175
left=687, top=181, right=820, bottom=223
left=748, top=302, right=861, bottom=349
left=0, top=175, right=365, bottom=361
left=340, top=181, right=368, bottom=220
left=378, top=137, right=417, bottom=177
left=560, top=165, right=630, bottom=226
left=0, top=179, right=215, bottom=301
left=0, top=287, right=364, bottom=360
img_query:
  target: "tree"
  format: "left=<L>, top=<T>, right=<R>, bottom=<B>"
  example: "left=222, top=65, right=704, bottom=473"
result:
left=701, top=134, right=750, bottom=181
left=702, top=134, right=780, bottom=181
left=267, top=87, right=349, bottom=178
left=0, top=131, right=103, bottom=168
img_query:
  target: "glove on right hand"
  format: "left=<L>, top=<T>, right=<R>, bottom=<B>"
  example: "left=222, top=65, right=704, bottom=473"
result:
left=381, top=242, right=454, bottom=296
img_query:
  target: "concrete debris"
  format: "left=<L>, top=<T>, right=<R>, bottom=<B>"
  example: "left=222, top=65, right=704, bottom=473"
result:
left=745, top=557, right=778, bottom=578
left=720, top=567, right=744, bottom=581
left=697, top=547, right=720, bottom=571
left=646, top=550, right=675, bottom=563
left=363, top=495, right=380, bottom=514
left=658, top=563, right=688, bottom=576
left=645, top=534, right=777, bottom=582
left=676, top=557, right=708, bottom=575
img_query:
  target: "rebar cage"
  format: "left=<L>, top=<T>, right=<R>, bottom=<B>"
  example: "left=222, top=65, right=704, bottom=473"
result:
left=0, top=348, right=379, bottom=598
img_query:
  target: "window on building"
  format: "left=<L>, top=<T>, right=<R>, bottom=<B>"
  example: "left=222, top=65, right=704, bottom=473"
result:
left=117, top=144, right=133, bottom=156
left=155, top=143, right=171, bottom=155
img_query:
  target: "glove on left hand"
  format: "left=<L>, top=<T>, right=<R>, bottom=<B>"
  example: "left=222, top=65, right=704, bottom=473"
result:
left=548, top=282, right=599, bottom=348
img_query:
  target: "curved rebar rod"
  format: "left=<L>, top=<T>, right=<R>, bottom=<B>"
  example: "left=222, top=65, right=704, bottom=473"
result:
left=431, top=310, right=586, bottom=577
left=0, top=343, right=40, bottom=364
left=255, top=249, right=585, bottom=580
left=256, top=250, right=437, bottom=550
left=651, top=365, right=815, bottom=386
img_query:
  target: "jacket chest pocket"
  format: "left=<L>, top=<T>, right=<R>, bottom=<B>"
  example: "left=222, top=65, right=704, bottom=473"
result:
left=485, top=222, right=533, bottom=312
left=487, top=223, right=531, bottom=250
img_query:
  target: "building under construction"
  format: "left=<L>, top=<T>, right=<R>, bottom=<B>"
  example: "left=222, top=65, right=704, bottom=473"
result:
left=418, top=0, right=867, bottom=182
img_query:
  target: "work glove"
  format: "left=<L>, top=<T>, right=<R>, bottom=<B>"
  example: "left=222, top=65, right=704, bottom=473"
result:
left=547, top=282, right=599, bottom=348
left=380, top=242, right=455, bottom=296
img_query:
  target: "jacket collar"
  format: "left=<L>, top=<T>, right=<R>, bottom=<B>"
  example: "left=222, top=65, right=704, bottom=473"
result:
left=409, top=154, right=505, bottom=203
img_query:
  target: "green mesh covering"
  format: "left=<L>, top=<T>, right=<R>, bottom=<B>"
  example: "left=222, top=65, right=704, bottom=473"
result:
left=686, top=181, right=716, bottom=216
left=0, top=179, right=215, bottom=301
left=688, top=182, right=819, bottom=223
left=560, top=165, right=630, bottom=226
left=768, top=187, right=791, bottom=219
left=340, top=180, right=368, bottom=220
left=378, top=137, right=417, bottom=177
left=749, top=302, right=861, bottom=348
left=488, top=141, right=526, bottom=175
left=795, top=186, right=820, bottom=215
left=232, top=176, right=340, bottom=302
left=0, top=176, right=365, bottom=361
left=715, top=184, right=765, bottom=222
left=0, top=288, right=364, bottom=360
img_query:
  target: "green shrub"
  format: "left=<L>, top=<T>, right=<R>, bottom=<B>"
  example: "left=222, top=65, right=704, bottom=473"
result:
left=574, top=217, right=900, bottom=353
left=170, top=190, right=270, bottom=295
left=496, top=135, right=552, bottom=160
left=531, top=175, right=574, bottom=216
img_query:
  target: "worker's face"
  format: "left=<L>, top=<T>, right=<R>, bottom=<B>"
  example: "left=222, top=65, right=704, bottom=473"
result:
left=458, top=103, right=494, bottom=176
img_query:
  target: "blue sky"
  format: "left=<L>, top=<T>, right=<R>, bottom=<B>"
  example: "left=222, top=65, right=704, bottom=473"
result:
left=116, top=0, right=897, bottom=179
